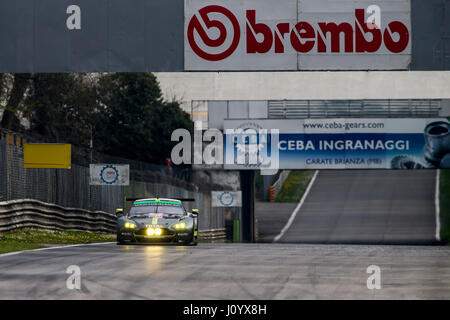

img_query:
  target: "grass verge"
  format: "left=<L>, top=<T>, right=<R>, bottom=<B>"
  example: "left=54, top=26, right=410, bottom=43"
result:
left=275, top=170, right=315, bottom=203
left=440, top=169, right=450, bottom=243
left=0, top=229, right=115, bottom=254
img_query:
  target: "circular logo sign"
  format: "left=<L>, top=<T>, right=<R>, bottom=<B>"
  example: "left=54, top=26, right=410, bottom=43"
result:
left=219, top=192, right=234, bottom=207
left=100, top=165, right=119, bottom=185
left=233, top=122, right=268, bottom=168
left=187, top=5, right=241, bottom=61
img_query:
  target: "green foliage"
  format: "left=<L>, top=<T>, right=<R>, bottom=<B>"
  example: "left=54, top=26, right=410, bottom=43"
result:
left=0, top=228, right=115, bottom=254
left=0, top=72, right=192, bottom=164
left=0, top=242, right=43, bottom=254
left=95, top=73, right=192, bottom=163
left=275, top=170, right=315, bottom=203
left=1, top=73, right=32, bottom=130
left=25, top=73, right=97, bottom=144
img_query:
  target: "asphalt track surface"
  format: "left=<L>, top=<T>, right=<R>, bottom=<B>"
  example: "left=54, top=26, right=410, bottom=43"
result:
left=0, top=170, right=446, bottom=299
left=275, top=170, right=438, bottom=244
left=255, top=202, right=298, bottom=242
left=0, top=242, right=449, bottom=299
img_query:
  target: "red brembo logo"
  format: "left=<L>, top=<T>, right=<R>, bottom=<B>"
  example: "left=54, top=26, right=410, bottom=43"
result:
left=187, top=6, right=409, bottom=61
left=187, top=5, right=241, bottom=61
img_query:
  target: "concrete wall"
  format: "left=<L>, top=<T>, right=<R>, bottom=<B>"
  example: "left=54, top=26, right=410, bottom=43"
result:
left=156, top=71, right=450, bottom=109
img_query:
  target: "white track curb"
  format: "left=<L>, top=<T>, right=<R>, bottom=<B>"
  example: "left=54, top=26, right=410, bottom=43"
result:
left=273, top=170, right=319, bottom=243
left=0, top=242, right=114, bottom=258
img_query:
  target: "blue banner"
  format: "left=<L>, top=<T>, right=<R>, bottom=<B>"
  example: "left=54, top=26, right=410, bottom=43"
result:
left=223, top=118, right=450, bottom=169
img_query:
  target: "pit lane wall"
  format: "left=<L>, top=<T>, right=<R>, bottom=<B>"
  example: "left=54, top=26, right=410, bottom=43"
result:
left=224, top=118, right=450, bottom=170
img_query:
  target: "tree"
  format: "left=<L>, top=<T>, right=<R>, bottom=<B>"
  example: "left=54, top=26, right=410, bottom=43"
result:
left=147, top=100, right=193, bottom=163
left=25, top=73, right=98, bottom=146
left=95, top=73, right=192, bottom=164
left=0, top=73, right=31, bottom=131
left=1, top=72, right=191, bottom=165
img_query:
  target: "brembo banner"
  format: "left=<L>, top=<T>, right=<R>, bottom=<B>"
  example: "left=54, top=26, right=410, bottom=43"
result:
left=0, top=0, right=440, bottom=72
left=185, top=0, right=411, bottom=70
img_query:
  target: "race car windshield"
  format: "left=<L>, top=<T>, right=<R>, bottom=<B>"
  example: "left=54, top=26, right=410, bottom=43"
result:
left=129, top=204, right=185, bottom=217
left=129, top=205, right=157, bottom=216
left=157, top=205, right=185, bottom=216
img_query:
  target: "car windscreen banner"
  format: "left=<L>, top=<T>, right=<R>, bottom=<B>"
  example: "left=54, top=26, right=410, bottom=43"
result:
left=223, top=118, right=450, bottom=169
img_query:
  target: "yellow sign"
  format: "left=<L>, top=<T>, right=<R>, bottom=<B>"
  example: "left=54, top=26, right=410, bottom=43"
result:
left=23, top=144, right=71, bottom=169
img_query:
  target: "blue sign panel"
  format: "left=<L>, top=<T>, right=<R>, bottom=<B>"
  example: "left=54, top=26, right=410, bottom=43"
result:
left=223, top=118, right=450, bottom=169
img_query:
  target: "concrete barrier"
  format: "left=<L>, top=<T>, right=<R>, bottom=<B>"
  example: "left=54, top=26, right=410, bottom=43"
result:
left=270, top=170, right=291, bottom=202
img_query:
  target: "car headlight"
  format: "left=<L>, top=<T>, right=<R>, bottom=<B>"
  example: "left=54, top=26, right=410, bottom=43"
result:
left=174, top=222, right=186, bottom=229
left=124, top=222, right=136, bottom=229
left=146, top=228, right=162, bottom=236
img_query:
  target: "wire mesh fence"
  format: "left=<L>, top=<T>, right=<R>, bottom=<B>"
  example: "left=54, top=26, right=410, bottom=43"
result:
left=0, top=135, right=125, bottom=213
left=0, top=129, right=226, bottom=232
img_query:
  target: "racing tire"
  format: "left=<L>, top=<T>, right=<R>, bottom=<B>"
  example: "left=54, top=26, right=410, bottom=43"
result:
left=183, top=233, right=198, bottom=246
left=116, top=235, right=125, bottom=245
left=192, top=234, right=199, bottom=246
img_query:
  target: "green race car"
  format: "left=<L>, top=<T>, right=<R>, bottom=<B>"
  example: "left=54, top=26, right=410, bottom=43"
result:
left=116, top=198, right=198, bottom=246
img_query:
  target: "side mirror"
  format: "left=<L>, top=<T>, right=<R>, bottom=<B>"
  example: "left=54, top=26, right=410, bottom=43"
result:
left=115, top=208, right=124, bottom=217
left=192, top=209, right=199, bottom=215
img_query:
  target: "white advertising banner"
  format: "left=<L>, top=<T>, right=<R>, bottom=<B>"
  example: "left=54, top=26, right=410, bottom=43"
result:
left=211, top=191, right=243, bottom=207
left=89, top=164, right=130, bottom=186
left=185, top=0, right=411, bottom=70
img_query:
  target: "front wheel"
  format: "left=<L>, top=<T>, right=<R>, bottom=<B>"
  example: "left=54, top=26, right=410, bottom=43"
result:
left=116, top=235, right=125, bottom=245
left=184, top=232, right=198, bottom=246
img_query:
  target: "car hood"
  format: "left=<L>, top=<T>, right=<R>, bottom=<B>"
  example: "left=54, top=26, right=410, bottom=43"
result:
left=129, top=216, right=184, bottom=228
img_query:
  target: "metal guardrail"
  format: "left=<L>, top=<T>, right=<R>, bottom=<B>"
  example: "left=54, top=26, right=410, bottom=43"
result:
left=198, top=228, right=226, bottom=240
left=0, top=199, right=116, bottom=233
left=270, top=170, right=291, bottom=202
left=0, top=199, right=226, bottom=240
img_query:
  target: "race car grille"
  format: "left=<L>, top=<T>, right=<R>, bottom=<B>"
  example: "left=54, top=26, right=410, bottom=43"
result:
left=134, top=228, right=175, bottom=236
